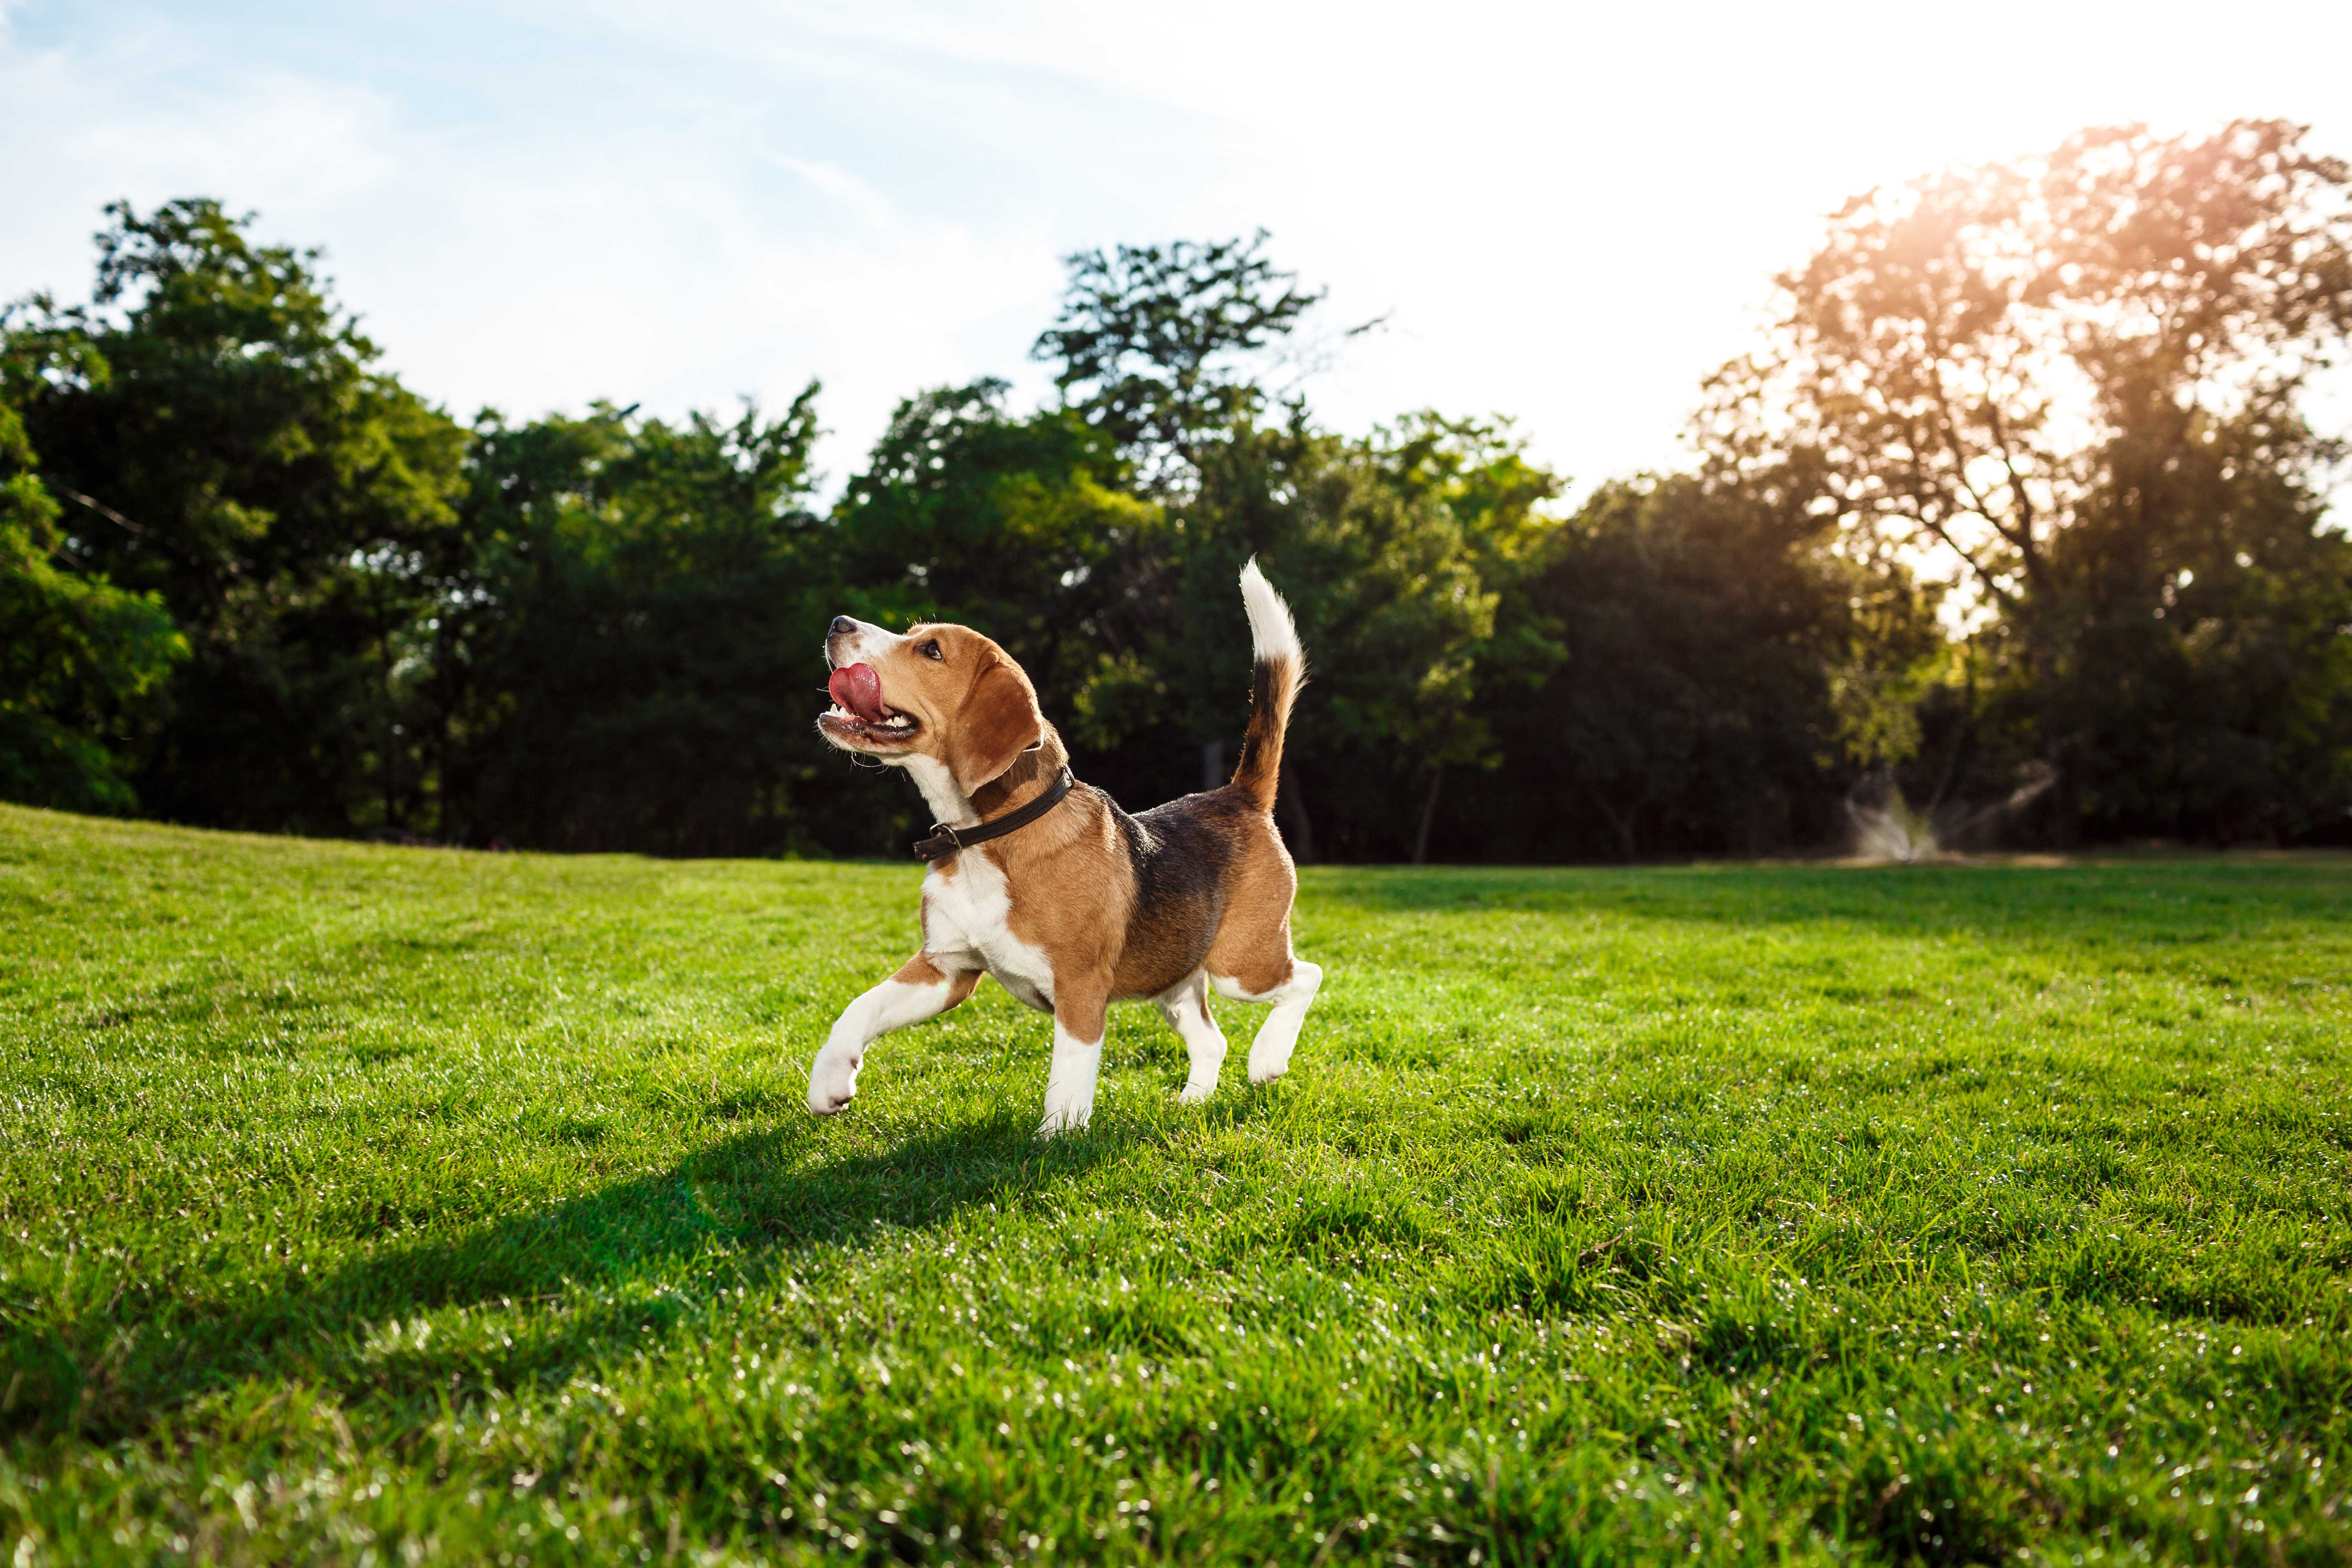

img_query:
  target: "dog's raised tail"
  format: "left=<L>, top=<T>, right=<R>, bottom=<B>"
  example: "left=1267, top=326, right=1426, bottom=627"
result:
left=1230, top=557, right=1305, bottom=812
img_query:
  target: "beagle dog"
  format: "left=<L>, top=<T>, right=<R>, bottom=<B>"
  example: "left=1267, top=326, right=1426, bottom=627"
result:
left=808, top=560, right=1321, bottom=1135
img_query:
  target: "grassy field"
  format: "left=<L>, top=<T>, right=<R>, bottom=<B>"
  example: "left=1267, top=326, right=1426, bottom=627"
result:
left=0, top=804, right=2347, bottom=1566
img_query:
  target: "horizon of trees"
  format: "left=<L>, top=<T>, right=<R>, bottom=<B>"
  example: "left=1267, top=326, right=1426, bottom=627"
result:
left=4, top=119, right=2350, bottom=862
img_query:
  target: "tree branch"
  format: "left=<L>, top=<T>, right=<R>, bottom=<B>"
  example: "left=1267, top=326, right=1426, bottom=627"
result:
left=52, top=481, right=153, bottom=540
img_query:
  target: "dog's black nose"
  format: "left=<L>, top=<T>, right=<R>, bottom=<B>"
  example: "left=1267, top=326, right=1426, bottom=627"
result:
left=829, top=615, right=855, bottom=635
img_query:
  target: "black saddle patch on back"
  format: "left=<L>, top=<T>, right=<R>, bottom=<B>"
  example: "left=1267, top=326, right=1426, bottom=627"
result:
left=1102, top=785, right=1248, bottom=989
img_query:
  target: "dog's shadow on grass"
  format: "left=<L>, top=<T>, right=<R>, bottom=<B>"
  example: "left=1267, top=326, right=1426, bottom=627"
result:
left=58, top=1109, right=1139, bottom=1444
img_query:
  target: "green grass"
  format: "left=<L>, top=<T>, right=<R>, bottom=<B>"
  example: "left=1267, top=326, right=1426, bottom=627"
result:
left=1, top=804, right=2348, bottom=1566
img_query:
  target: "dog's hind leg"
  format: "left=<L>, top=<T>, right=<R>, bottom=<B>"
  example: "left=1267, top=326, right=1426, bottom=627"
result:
left=807, top=953, right=978, bottom=1115
left=1155, top=970, right=1227, bottom=1103
left=1212, top=958, right=1324, bottom=1084
left=1203, top=818, right=1318, bottom=1085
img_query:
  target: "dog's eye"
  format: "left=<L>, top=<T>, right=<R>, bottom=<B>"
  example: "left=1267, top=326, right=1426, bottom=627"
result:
left=918, top=639, right=943, bottom=661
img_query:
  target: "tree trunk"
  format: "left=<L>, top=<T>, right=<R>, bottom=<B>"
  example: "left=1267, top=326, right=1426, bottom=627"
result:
left=1200, top=738, right=1225, bottom=793
left=432, top=607, right=461, bottom=843
left=1412, top=765, right=1444, bottom=865
left=1280, top=771, right=1316, bottom=864
left=2049, top=742, right=2081, bottom=849
left=376, top=589, right=400, bottom=831
left=1590, top=788, right=1639, bottom=863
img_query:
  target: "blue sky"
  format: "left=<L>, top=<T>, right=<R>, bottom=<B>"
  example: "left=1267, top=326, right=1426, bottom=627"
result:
left=8, top=0, right=2351, bottom=496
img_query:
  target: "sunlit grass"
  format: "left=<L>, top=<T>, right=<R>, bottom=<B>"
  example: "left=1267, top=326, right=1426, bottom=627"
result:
left=1, top=804, right=2346, bottom=1564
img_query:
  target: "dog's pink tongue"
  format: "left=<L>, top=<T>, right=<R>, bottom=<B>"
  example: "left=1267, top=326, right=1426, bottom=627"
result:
left=828, top=663, right=889, bottom=723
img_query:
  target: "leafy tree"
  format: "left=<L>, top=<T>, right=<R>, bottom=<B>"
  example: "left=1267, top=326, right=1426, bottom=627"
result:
left=1028, top=232, right=1535, bottom=857
left=1705, top=120, right=2352, bottom=841
left=1034, top=232, right=1325, bottom=489
left=0, top=341, right=185, bottom=811
left=5, top=198, right=466, bottom=833
left=443, top=394, right=831, bottom=855
left=19, top=178, right=2339, bottom=864
left=1461, top=469, right=1938, bottom=862
left=830, top=381, right=1160, bottom=696
left=822, top=379, right=1172, bottom=836
left=1143, top=413, right=1522, bottom=862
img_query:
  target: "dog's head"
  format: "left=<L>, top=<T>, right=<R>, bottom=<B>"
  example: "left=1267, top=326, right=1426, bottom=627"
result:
left=820, top=616, right=1044, bottom=794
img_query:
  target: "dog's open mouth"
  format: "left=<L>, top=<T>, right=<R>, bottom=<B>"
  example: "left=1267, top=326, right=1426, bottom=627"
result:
left=820, top=662, right=920, bottom=746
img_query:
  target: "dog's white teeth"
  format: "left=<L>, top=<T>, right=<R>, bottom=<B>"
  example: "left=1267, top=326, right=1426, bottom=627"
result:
left=824, top=703, right=915, bottom=731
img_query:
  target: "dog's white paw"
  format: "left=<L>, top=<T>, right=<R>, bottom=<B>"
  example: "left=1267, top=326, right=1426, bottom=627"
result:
left=807, top=1050, right=861, bottom=1115
left=1036, top=1106, right=1091, bottom=1139
left=1177, top=1078, right=1217, bottom=1104
left=1247, top=1053, right=1290, bottom=1085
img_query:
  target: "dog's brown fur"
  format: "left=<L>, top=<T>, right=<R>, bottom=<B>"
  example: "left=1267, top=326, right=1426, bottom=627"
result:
left=808, top=563, right=1319, bottom=1131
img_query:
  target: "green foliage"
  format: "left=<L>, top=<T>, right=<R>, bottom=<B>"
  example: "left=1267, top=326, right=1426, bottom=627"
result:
left=443, top=394, right=830, bottom=855
left=822, top=380, right=1178, bottom=831
left=0, top=379, right=184, bottom=811
left=7, top=156, right=2349, bottom=859
left=4, top=198, right=467, bottom=834
left=1708, top=120, right=2352, bottom=844
left=1464, top=471, right=1938, bottom=862
left=2032, top=397, right=2352, bottom=840
left=1178, top=416, right=1519, bottom=860
left=1035, top=232, right=1324, bottom=488
left=834, top=382, right=1162, bottom=701
left=3, top=807, right=2347, bottom=1561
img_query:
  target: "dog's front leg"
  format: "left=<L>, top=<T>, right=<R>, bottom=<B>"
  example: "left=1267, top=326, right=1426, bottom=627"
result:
left=808, top=954, right=978, bottom=1115
left=1038, top=977, right=1111, bottom=1137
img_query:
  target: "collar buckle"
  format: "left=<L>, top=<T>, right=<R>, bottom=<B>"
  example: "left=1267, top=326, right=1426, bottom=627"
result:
left=911, top=766, right=1076, bottom=862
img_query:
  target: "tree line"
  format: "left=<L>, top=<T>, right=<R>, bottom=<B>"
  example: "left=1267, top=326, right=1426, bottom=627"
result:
left=5, top=120, right=2350, bottom=861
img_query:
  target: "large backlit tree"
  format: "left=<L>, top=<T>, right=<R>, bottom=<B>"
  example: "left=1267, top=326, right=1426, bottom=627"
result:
left=1705, top=120, right=2352, bottom=840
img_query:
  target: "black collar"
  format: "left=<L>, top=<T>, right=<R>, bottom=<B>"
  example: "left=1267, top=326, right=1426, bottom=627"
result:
left=912, top=766, right=1076, bottom=862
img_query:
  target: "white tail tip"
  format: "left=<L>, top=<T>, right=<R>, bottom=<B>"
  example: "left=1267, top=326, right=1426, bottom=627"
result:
left=1238, top=557, right=1302, bottom=665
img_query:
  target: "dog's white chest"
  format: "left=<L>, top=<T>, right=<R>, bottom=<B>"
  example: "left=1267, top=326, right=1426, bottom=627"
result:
left=924, top=853, right=1056, bottom=1012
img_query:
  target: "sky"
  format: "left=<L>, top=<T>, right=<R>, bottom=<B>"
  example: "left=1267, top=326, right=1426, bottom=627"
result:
left=7, top=0, right=2351, bottom=498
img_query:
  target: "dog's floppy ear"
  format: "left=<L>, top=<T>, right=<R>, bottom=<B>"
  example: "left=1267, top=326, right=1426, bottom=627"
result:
left=948, top=656, right=1044, bottom=794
